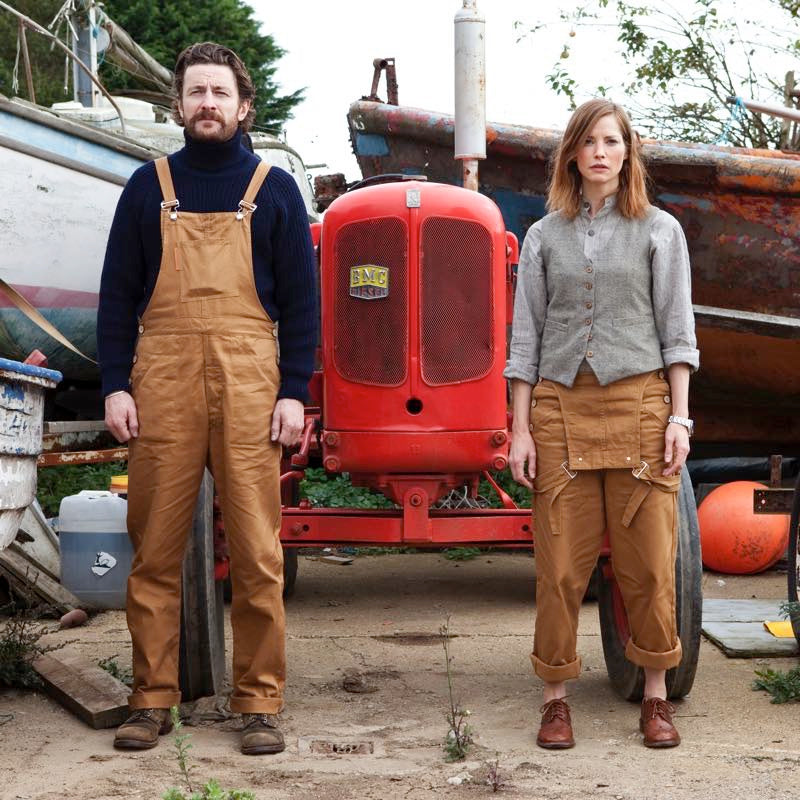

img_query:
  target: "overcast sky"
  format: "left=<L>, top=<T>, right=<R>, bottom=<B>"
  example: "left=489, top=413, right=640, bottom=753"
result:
left=250, top=0, right=794, bottom=181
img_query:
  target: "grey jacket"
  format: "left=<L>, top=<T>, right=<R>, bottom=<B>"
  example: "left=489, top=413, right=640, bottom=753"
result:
left=504, top=197, right=700, bottom=387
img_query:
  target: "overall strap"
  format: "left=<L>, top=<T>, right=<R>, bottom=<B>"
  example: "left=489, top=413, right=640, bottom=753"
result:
left=154, top=157, right=179, bottom=219
left=236, top=161, right=271, bottom=219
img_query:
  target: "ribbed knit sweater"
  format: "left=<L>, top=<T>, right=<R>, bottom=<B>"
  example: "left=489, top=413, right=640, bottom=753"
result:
left=97, top=128, right=317, bottom=401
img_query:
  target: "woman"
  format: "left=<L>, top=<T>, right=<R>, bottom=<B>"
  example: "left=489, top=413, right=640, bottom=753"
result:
left=505, top=99, right=699, bottom=750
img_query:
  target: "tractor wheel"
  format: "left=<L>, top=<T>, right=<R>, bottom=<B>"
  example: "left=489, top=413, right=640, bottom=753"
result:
left=179, top=470, right=226, bottom=702
left=787, top=474, right=800, bottom=646
left=283, top=547, right=299, bottom=599
left=598, top=468, right=703, bottom=700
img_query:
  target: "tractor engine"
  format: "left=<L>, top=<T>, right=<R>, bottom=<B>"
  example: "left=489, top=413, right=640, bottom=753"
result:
left=318, top=178, right=516, bottom=509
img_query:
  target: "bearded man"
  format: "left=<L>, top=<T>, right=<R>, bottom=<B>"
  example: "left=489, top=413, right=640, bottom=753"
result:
left=97, top=42, right=316, bottom=755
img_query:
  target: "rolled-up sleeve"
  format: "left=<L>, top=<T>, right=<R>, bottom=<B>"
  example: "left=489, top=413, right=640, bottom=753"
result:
left=504, top=223, right=546, bottom=385
left=650, top=212, right=700, bottom=371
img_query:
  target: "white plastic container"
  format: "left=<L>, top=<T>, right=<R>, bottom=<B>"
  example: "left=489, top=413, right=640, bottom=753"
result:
left=59, top=490, right=131, bottom=609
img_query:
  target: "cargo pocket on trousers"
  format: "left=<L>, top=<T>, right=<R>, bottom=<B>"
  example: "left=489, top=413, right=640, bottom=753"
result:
left=176, top=239, right=239, bottom=301
left=533, top=462, right=577, bottom=536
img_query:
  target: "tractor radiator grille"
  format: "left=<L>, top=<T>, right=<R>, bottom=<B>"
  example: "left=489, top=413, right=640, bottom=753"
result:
left=420, top=217, right=493, bottom=385
left=332, top=216, right=408, bottom=386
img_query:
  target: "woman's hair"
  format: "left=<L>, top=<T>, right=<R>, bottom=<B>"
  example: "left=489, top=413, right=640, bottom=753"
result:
left=172, top=42, right=256, bottom=132
left=547, top=99, right=649, bottom=219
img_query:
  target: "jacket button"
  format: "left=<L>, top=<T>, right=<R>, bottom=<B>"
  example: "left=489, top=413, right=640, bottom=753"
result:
left=588, top=230, right=595, bottom=237
left=585, top=282, right=593, bottom=290
left=658, top=369, right=665, bottom=379
left=587, top=351, right=594, bottom=357
left=585, top=302, right=593, bottom=309
left=663, top=395, right=671, bottom=403
left=588, top=333, right=593, bottom=340
left=138, top=324, right=144, bottom=333
left=132, top=355, right=138, bottom=364
left=531, top=398, right=537, bottom=407
left=584, top=318, right=592, bottom=326
left=585, top=266, right=593, bottom=273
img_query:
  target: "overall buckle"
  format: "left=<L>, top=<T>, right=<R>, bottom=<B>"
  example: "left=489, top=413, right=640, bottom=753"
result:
left=561, top=461, right=578, bottom=480
left=632, top=460, right=649, bottom=479
left=160, top=199, right=180, bottom=220
left=236, top=200, right=257, bottom=220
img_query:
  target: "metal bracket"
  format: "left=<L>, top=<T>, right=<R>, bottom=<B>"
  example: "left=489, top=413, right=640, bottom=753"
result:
left=363, top=57, right=398, bottom=105
left=236, top=200, right=257, bottom=220
left=160, top=199, right=179, bottom=220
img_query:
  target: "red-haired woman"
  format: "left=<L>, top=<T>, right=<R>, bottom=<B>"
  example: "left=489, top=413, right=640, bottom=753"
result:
left=505, top=99, right=699, bottom=749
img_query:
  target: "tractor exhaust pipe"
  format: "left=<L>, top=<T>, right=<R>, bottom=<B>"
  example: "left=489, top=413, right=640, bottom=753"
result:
left=454, top=0, right=486, bottom=192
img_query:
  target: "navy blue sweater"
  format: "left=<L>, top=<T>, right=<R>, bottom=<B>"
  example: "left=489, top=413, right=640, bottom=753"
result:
left=97, top=128, right=317, bottom=401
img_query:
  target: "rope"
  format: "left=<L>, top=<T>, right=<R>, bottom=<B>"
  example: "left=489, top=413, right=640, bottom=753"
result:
left=717, top=96, right=748, bottom=145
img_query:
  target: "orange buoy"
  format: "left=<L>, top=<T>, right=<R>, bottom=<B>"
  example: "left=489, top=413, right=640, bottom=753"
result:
left=697, top=481, right=789, bottom=574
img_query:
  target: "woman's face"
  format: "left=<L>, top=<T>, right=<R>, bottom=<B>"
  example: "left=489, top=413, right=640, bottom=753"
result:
left=574, top=113, right=627, bottom=193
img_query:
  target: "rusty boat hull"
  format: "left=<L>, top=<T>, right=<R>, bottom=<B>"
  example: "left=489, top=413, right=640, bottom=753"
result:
left=348, top=100, right=800, bottom=452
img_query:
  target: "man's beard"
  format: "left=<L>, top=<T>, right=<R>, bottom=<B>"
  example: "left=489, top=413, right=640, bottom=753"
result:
left=184, top=109, right=238, bottom=142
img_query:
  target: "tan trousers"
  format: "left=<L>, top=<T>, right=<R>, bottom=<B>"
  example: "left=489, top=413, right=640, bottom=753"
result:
left=530, top=370, right=682, bottom=683
left=125, top=159, right=286, bottom=713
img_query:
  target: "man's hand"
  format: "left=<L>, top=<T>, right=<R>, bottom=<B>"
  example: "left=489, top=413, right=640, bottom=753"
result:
left=663, top=422, right=690, bottom=477
left=271, top=398, right=304, bottom=447
left=105, top=391, right=139, bottom=443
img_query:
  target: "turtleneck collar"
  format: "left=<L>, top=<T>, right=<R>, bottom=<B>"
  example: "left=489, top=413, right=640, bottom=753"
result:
left=183, top=127, right=246, bottom=171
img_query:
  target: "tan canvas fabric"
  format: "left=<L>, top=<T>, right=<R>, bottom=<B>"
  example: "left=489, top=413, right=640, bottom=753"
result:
left=529, top=370, right=682, bottom=682
left=125, top=157, right=286, bottom=713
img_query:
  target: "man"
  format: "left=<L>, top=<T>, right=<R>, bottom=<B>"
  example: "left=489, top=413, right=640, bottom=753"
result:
left=97, top=42, right=317, bottom=755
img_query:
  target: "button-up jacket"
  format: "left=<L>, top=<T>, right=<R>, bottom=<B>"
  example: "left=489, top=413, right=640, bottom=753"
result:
left=504, top=198, right=700, bottom=387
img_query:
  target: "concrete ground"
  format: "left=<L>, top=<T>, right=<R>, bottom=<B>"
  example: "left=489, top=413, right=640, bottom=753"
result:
left=1, top=552, right=798, bottom=800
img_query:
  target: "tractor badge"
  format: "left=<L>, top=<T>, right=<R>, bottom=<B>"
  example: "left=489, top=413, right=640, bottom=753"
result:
left=350, top=265, right=389, bottom=299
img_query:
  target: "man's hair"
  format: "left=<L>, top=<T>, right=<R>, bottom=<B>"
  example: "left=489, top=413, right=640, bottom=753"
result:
left=547, top=98, right=650, bottom=220
left=172, top=42, right=256, bottom=132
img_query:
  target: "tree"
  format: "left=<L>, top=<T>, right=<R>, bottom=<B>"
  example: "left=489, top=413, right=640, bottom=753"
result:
left=0, top=0, right=302, bottom=134
left=525, top=0, right=800, bottom=149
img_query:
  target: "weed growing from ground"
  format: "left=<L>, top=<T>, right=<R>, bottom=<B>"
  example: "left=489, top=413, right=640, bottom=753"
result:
left=98, top=655, right=133, bottom=686
left=486, top=753, right=505, bottom=792
left=300, top=468, right=396, bottom=509
left=752, top=601, right=800, bottom=704
left=0, top=603, right=63, bottom=689
left=162, top=707, right=255, bottom=800
left=440, top=615, right=473, bottom=761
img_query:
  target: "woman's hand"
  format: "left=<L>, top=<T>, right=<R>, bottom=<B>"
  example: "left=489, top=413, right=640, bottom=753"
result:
left=663, top=422, right=690, bottom=477
left=510, top=429, right=537, bottom=488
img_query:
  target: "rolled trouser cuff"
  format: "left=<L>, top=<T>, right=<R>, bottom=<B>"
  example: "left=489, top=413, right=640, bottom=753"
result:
left=625, top=638, right=683, bottom=670
left=128, top=690, right=181, bottom=710
left=531, top=652, right=582, bottom=682
left=229, top=696, right=284, bottom=714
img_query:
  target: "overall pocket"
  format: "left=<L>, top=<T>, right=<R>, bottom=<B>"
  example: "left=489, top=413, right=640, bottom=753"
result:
left=176, top=239, right=239, bottom=301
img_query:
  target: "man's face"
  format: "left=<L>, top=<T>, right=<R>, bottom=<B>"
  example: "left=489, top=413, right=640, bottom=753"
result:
left=178, top=63, right=250, bottom=142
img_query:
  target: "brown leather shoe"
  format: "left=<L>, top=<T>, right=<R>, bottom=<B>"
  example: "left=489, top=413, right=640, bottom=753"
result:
left=113, top=708, right=173, bottom=750
left=536, top=698, right=575, bottom=749
left=640, top=697, right=680, bottom=748
left=241, top=713, right=286, bottom=755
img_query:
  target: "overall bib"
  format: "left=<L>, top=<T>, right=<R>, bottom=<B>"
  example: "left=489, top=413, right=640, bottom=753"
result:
left=125, top=157, right=285, bottom=713
left=530, top=369, right=683, bottom=682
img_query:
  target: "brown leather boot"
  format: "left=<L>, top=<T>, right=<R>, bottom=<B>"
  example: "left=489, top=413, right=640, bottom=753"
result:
left=640, top=697, right=680, bottom=748
left=241, top=713, right=286, bottom=755
left=113, top=708, right=173, bottom=750
left=536, top=698, right=575, bottom=749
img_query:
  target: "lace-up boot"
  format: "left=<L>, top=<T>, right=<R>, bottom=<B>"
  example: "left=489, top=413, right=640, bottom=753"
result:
left=640, top=697, right=680, bottom=748
left=241, top=713, right=285, bottom=755
left=536, top=698, right=575, bottom=749
left=113, top=708, right=172, bottom=750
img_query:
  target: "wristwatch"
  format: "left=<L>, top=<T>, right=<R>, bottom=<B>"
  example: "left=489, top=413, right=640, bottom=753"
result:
left=668, top=415, right=694, bottom=437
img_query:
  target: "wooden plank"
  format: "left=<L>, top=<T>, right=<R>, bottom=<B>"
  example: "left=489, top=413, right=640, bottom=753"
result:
left=33, top=647, right=129, bottom=729
left=701, top=621, right=799, bottom=658
left=0, top=547, right=84, bottom=613
left=702, top=598, right=787, bottom=623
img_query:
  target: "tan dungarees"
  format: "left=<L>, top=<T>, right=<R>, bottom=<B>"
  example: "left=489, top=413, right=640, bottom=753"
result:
left=126, top=157, right=286, bottom=713
left=530, top=369, right=683, bottom=682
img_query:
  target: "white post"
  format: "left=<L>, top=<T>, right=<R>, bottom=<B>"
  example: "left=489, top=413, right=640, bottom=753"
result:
left=454, top=0, right=486, bottom=192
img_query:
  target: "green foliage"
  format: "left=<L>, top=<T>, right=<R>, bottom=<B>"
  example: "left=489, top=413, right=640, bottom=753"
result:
left=100, top=0, right=303, bottom=133
left=0, top=604, right=61, bottom=689
left=0, top=1, right=302, bottom=134
left=442, top=547, right=482, bottom=561
left=300, top=468, right=396, bottom=509
left=753, top=666, right=800, bottom=704
left=98, top=654, right=133, bottom=685
left=37, top=462, right=127, bottom=517
left=524, top=0, right=800, bottom=148
left=162, top=707, right=255, bottom=800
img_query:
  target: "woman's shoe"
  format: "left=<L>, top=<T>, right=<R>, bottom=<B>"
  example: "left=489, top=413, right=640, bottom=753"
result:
left=536, top=698, right=575, bottom=749
left=640, top=697, right=680, bottom=748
